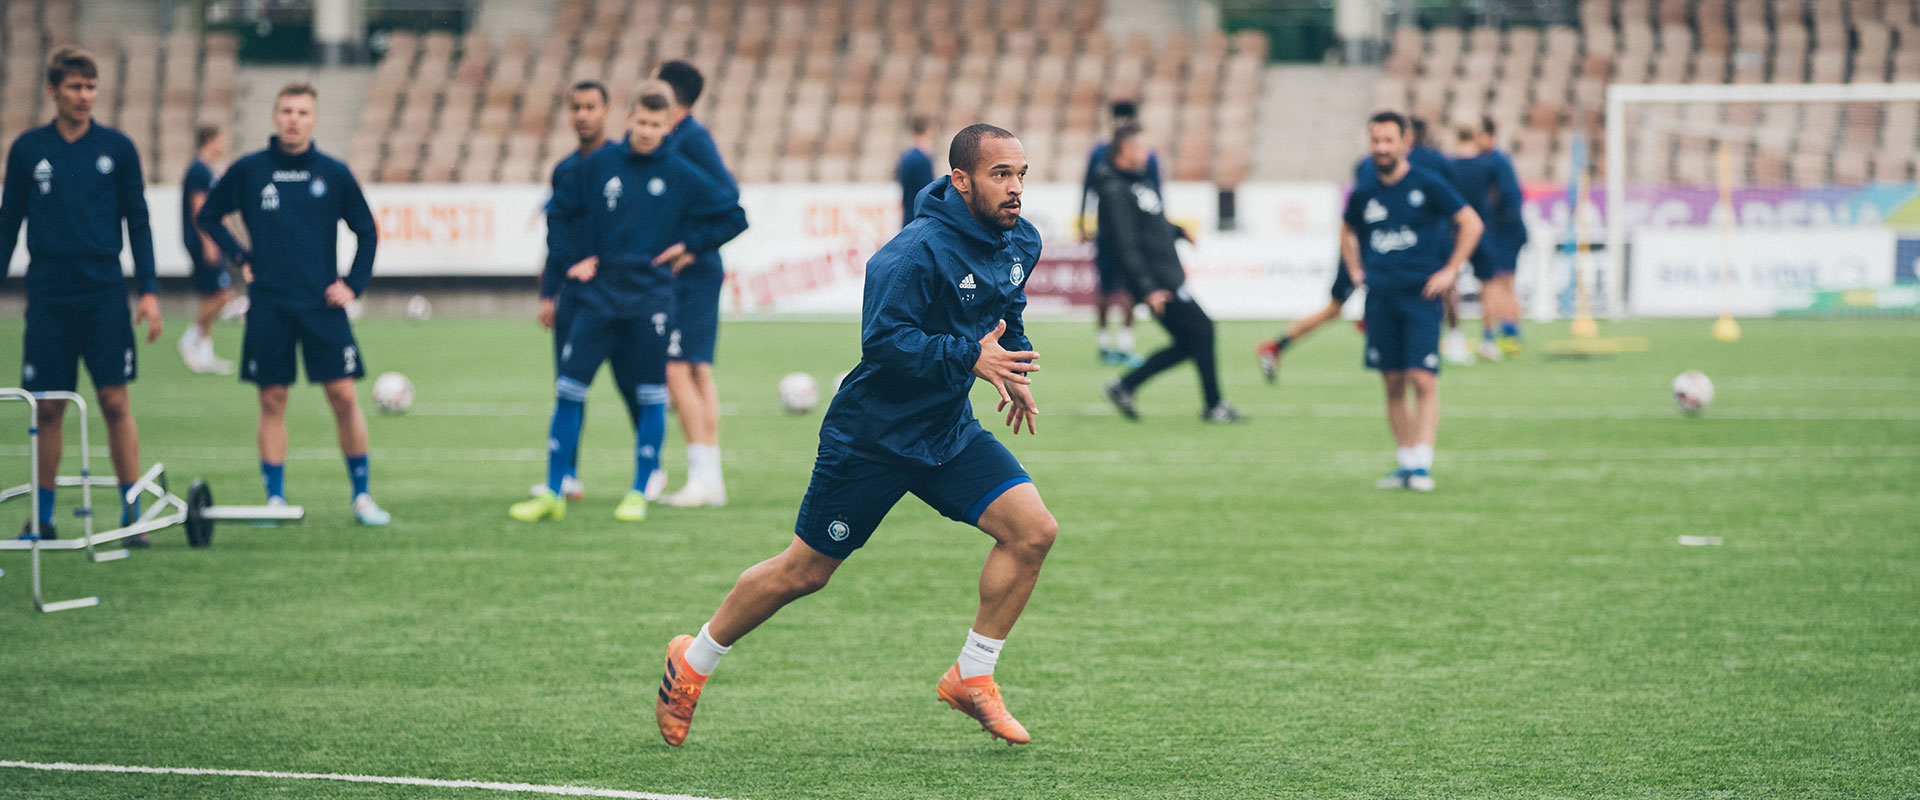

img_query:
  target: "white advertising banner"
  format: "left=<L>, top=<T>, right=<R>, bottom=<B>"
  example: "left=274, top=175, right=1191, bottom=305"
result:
left=1628, top=228, right=1897, bottom=316
left=28, top=181, right=1348, bottom=319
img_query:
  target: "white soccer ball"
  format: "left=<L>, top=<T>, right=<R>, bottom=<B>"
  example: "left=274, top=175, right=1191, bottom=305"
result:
left=372, top=372, right=415, bottom=415
left=1672, top=370, right=1714, bottom=414
left=778, top=372, right=819, bottom=414
left=406, top=294, right=433, bottom=322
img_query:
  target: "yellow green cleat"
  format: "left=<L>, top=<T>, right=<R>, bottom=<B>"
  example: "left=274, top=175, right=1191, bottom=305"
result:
left=509, top=489, right=566, bottom=522
left=614, top=490, right=649, bottom=522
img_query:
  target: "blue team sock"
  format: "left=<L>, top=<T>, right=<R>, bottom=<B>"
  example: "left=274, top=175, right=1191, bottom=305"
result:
left=547, top=378, right=590, bottom=496
left=261, top=461, right=286, bottom=501
left=1501, top=321, right=1521, bottom=339
left=345, top=454, right=370, bottom=498
left=631, top=384, right=669, bottom=493
left=120, top=482, right=140, bottom=525
left=36, top=486, right=55, bottom=526
left=1482, top=327, right=1496, bottom=342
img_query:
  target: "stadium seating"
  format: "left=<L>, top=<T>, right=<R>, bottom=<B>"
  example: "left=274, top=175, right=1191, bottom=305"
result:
left=1376, top=0, right=1920, bottom=185
left=0, top=0, right=236, bottom=184
left=343, top=0, right=1266, bottom=187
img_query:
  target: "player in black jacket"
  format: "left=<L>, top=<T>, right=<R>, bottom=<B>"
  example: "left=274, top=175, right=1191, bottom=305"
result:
left=1094, top=123, right=1237, bottom=423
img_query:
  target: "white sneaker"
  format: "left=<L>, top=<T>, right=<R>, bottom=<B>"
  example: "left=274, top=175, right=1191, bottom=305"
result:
left=1443, top=330, right=1474, bottom=365
left=644, top=467, right=668, bottom=501
left=659, top=481, right=727, bottom=508
left=219, top=295, right=250, bottom=322
left=1407, top=469, right=1436, bottom=492
left=1478, top=339, right=1504, bottom=362
left=352, top=493, right=391, bottom=525
left=199, top=339, right=236, bottom=375
left=177, top=332, right=211, bottom=373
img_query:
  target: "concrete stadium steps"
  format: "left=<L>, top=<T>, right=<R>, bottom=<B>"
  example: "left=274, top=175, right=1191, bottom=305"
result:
left=1254, top=65, right=1379, bottom=182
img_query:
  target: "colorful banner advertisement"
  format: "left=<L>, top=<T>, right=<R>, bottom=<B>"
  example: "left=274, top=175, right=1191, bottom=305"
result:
left=1521, top=183, right=1920, bottom=233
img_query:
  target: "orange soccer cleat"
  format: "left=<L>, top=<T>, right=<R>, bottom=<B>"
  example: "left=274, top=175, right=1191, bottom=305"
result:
left=935, top=664, right=1030, bottom=745
left=654, top=634, right=710, bottom=747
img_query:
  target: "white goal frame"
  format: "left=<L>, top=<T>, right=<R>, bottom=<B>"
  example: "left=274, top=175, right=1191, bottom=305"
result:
left=1603, top=82, right=1920, bottom=317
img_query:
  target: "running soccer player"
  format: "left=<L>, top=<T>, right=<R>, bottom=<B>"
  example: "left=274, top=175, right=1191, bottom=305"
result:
left=1342, top=111, right=1482, bottom=492
left=195, top=83, right=389, bottom=524
left=652, top=124, right=1057, bottom=748
left=533, top=79, right=643, bottom=503
left=1450, top=116, right=1528, bottom=360
left=895, top=114, right=935, bottom=228
left=178, top=124, right=235, bottom=375
left=653, top=60, right=738, bottom=509
left=1079, top=100, right=1163, bottom=367
left=2, top=46, right=161, bottom=540
left=1096, top=122, right=1237, bottom=423
left=1254, top=207, right=1365, bottom=384
left=510, top=81, right=746, bottom=524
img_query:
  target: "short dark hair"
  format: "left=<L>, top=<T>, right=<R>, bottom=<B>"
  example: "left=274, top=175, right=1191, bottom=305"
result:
left=948, top=123, right=1017, bottom=173
left=570, top=80, right=609, bottom=104
left=1110, top=99, right=1138, bottom=121
left=1480, top=115, right=1497, bottom=137
left=1368, top=110, right=1408, bottom=135
left=909, top=114, right=932, bottom=136
left=46, top=46, right=97, bottom=86
left=195, top=124, right=222, bottom=148
left=655, top=60, right=704, bottom=107
left=1109, top=120, right=1143, bottom=159
left=636, top=85, right=673, bottom=113
left=277, top=82, right=319, bottom=101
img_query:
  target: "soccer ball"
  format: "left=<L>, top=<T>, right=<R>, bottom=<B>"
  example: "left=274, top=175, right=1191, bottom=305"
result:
left=372, top=372, right=414, bottom=415
left=1672, top=370, right=1714, bottom=414
left=406, top=294, right=433, bottom=322
left=777, top=372, right=818, bottom=414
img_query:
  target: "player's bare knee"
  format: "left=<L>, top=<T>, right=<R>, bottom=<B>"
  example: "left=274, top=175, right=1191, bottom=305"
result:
left=35, top=399, right=67, bottom=425
left=258, top=389, right=289, bottom=417
left=322, top=383, right=359, bottom=416
left=1411, top=372, right=1438, bottom=394
left=96, top=395, right=131, bottom=424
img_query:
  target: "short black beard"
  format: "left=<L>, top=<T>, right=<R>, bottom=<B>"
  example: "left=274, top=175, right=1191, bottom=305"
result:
left=968, top=195, right=1017, bottom=232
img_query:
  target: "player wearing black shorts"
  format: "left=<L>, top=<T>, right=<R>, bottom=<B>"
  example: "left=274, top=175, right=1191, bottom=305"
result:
left=1341, top=112, right=1482, bottom=492
left=196, top=83, right=388, bottom=524
left=652, top=125, right=1058, bottom=748
left=2, top=46, right=162, bottom=541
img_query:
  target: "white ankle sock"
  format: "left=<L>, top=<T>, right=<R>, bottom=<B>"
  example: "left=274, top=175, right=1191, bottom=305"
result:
left=1412, top=444, right=1434, bottom=470
left=1396, top=447, right=1416, bottom=470
left=1096, top=329, right=1113, bottom=350
left=685, top=444, right=722, bottom=485
left=956, top=629, right=1004, bottom=679
left=685, top=621, right=730, bottom=676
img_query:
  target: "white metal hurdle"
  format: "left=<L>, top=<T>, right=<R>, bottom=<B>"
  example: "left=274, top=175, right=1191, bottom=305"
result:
left=0, top=389, right=303, bottom=612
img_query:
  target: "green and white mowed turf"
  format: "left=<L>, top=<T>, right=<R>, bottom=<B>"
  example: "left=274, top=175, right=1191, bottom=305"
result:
left=1, top=316, right=1916, bottom=799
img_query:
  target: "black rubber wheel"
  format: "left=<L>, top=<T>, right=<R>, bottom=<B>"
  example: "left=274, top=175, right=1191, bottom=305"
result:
left=185, top=480, right=214, bottom=548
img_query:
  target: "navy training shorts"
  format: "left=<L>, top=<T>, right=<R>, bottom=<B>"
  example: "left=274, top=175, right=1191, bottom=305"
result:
left=794, top=434, right=1033, bottom=559
left=241, top=304, right=365, bottom=386
left=1362, top=284, right=1444, bottom=374
left=21, top=293, right=136, bottom=392
left=668, top=260, right=722, bottom=365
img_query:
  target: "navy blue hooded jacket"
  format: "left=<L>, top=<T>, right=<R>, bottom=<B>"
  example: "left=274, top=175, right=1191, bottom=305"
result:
left=0, top=121, right=157, bottom=299
left=819, top=176, right=1041, bottom=467
left=548, top=135, right=747, bottom=319
left=664, top=115, right=735, bottom=281
left=196, top=139, right=377, bottom=309
left=539, top=144, right=604, bottom=300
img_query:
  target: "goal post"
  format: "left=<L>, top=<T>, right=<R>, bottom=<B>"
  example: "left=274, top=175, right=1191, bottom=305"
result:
left=1603, top=82, right=1920, bottom=319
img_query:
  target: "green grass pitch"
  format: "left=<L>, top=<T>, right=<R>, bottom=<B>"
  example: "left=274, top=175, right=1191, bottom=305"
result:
left=2, top=314, right=1916, bottom=799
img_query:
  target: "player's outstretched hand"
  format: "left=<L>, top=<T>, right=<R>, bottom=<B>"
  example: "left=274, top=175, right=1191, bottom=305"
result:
left=134, top=293, right=162, bottom=343
left=324, top=280, right=355, bottom=308
left=1000, top=382, right=1038, bottom=435
left=567, top=257, right=598, bottom=282
left=652, top=243, right=691, bottom=271
left=972, top=320, right=1040, bottom=408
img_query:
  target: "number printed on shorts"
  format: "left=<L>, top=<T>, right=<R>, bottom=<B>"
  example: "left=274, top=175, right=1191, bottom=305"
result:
left=124, top=348, right=134, bottom=377
left=344, top=345, right=359, bottom=374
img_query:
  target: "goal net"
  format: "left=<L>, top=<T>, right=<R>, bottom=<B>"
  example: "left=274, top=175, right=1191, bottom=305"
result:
left=1601, top=82, right=1920, bottom=318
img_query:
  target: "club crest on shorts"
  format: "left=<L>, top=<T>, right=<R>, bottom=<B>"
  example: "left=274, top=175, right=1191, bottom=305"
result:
left=827, top=520, right=851, bottom=541
left=96, top=154, right=113, bottom=174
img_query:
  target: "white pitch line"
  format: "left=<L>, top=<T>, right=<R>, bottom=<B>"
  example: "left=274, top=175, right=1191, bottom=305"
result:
left=0, top=760, right=743, bottom=800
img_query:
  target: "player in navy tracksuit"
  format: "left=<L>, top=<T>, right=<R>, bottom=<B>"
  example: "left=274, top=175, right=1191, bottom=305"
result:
left=1450, top=117, right=1530, bottom=359
left=895, top=114, right=936, bottom=228
left=1079, top=100, right=1165, bottom=367
left=196, top=83, right=389, bottom=525
left=510, top=84, right=747, bottom=524
left=1341, top=112, right=1482, bottom=493
left=653, top=62, right=740, bottom=509
left=652, top=125, right=1059, bottom=749
left=533, top=79, right=640, bottom=504
left=2, top=47, right=162, bottom=541
left=178, top=124, right=235, bottom=374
